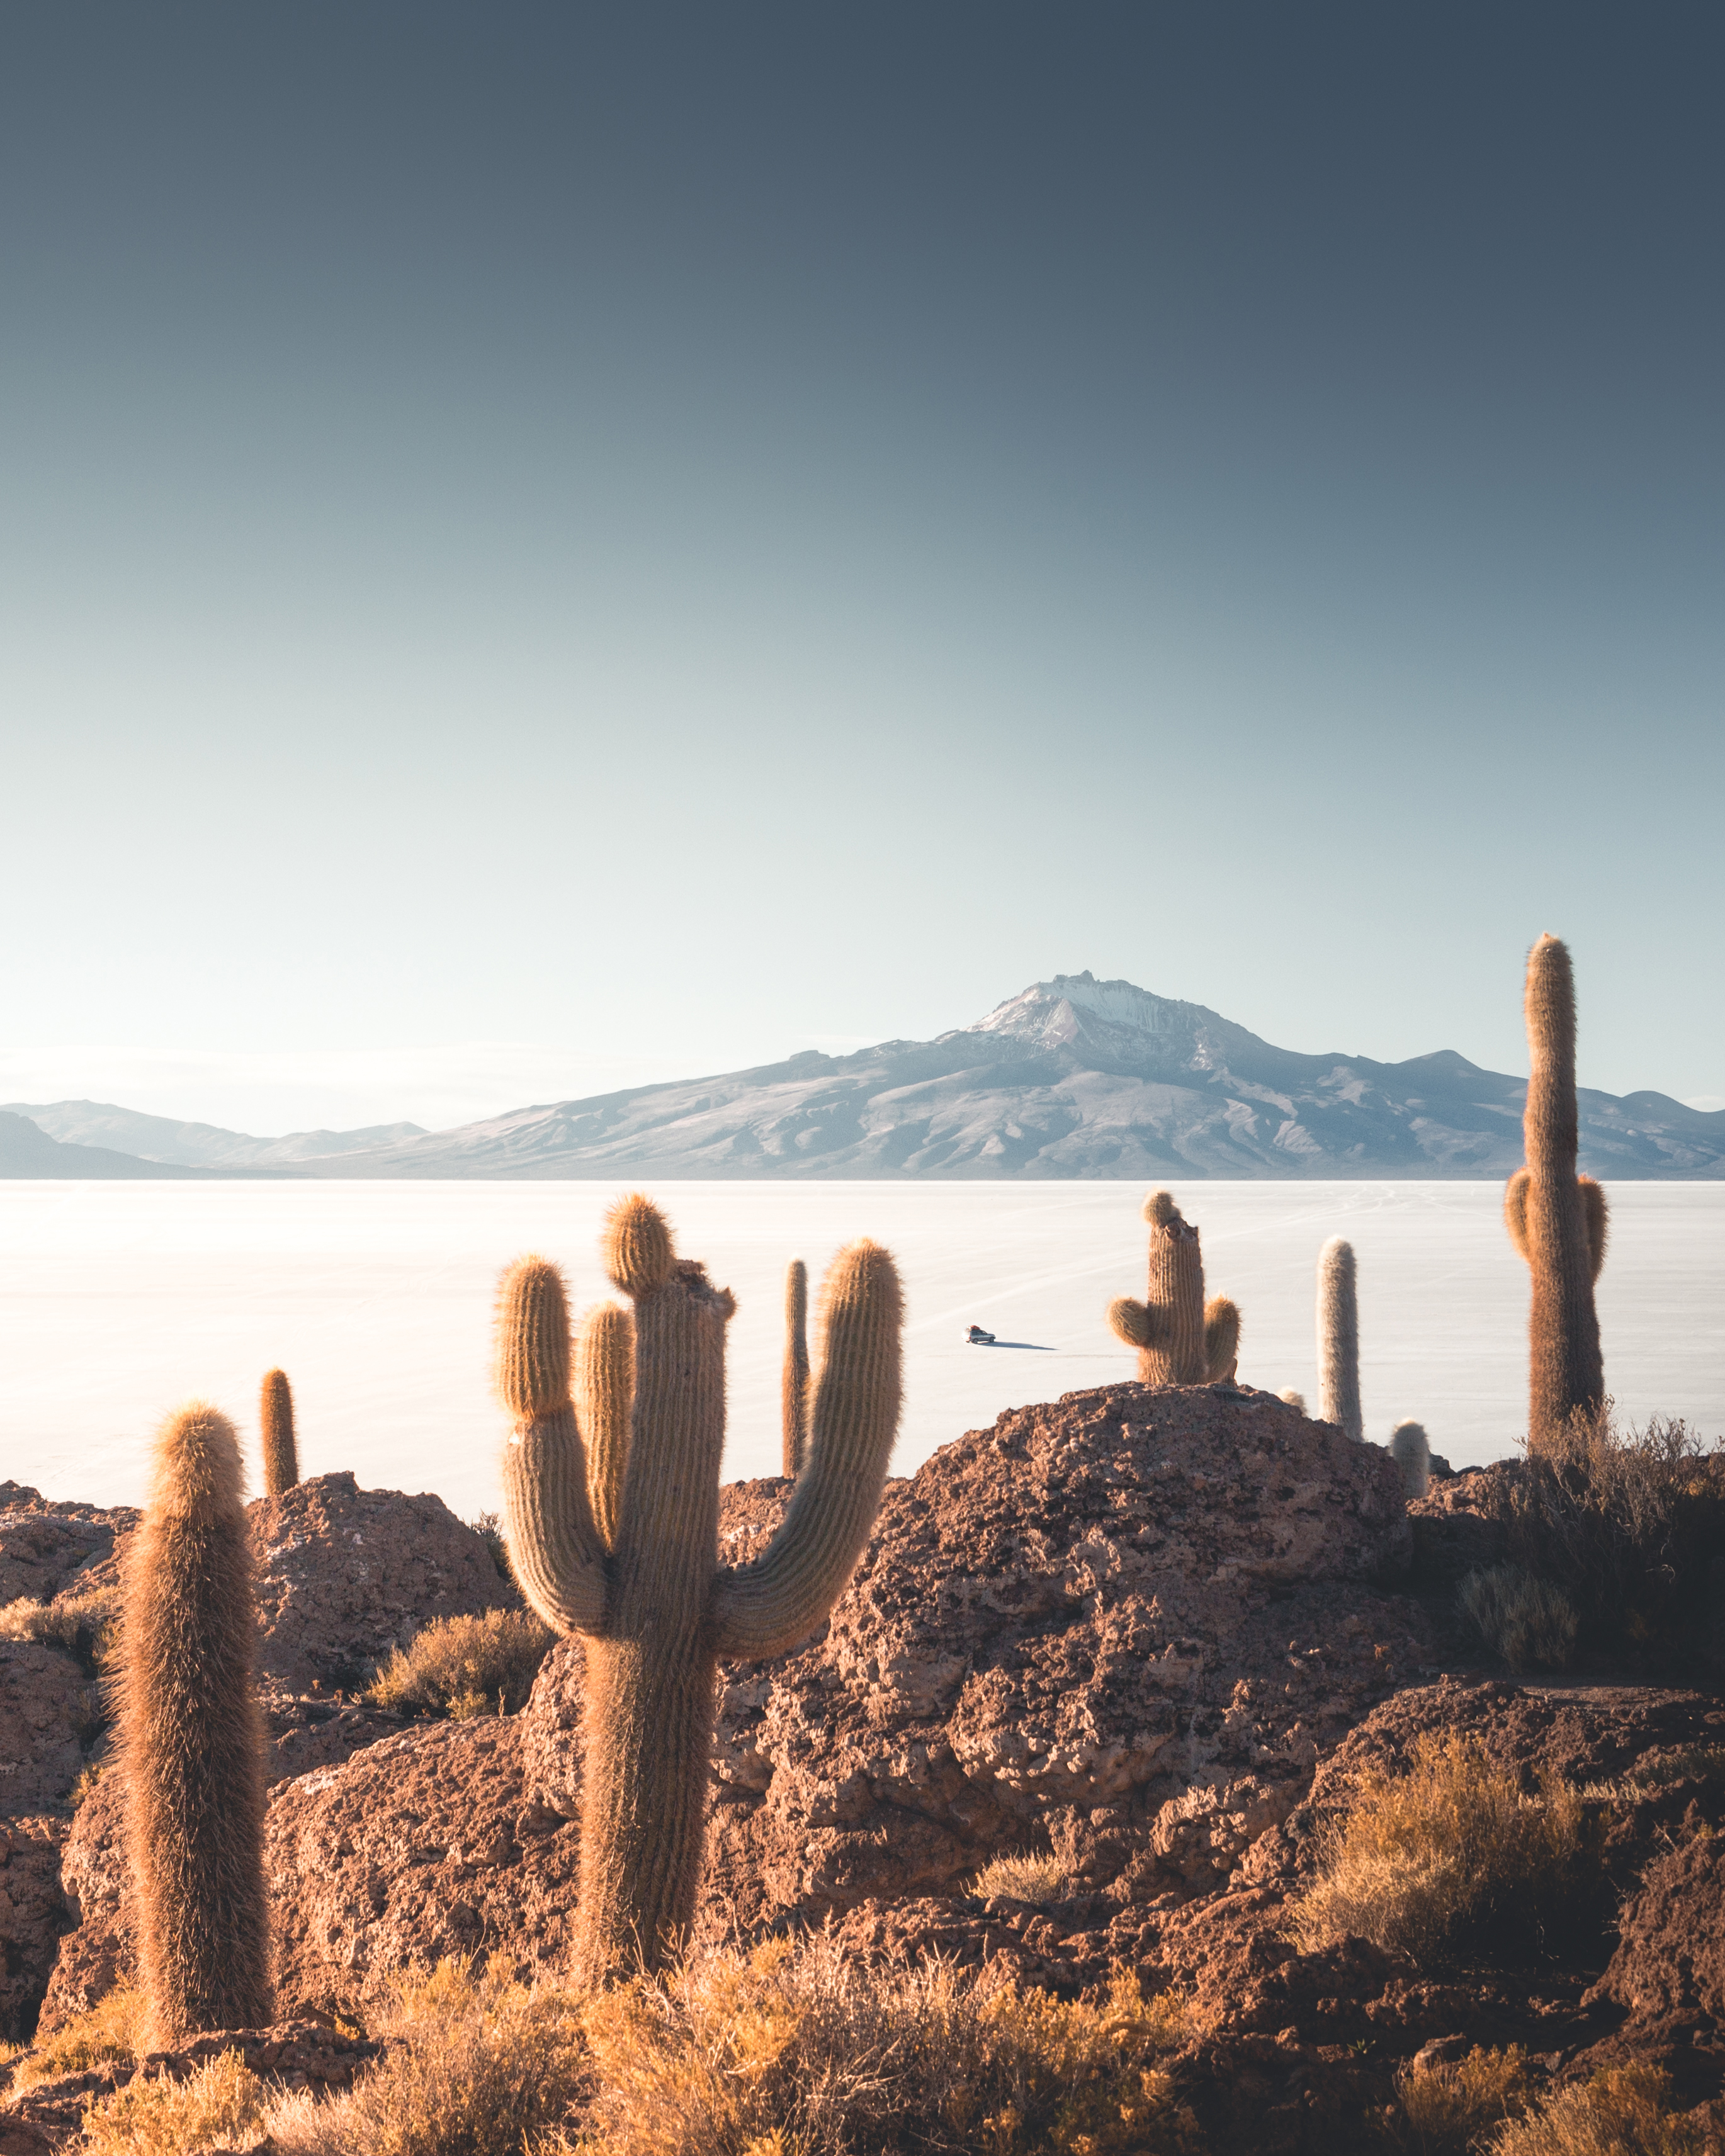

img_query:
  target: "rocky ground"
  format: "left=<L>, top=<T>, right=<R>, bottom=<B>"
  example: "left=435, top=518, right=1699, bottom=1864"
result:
left=3, top=1386, right=1723, bottom=2152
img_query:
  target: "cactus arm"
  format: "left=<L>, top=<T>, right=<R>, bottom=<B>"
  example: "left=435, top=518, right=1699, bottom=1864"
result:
left=575, top=1301, right=635, bottom=1554
left=782, top=1258, right=810, bottom=1477
left=710, top=1239, right=903, bottom=1661
left=1108, top=1297, right=1163, bottom=1350
left=1203, top=1296, right=1240, bottom=1382
left=495, top=1255, right=609, bottom=1637
left=1578, top=1176, right=1609, bottom=1284
left=1504, top=1168, right=1531, bottom=1263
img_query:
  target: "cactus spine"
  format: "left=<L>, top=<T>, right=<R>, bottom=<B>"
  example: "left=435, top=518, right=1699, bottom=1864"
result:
left=574, top=1302, right=634, bottom=1552
left=1389, top=1419, right=1431, bottom=1499
left=1107, top=1190, right=1240, bottom=1384
left=1503, top=935, right=1608, bottom=1451
left=782, top=1258, right=810, bottom=1476
left=120, top=1403, right=271, bottom=2048
left=497, top=1195, right=902, bottom=1981
left=259, top=1367, right=298, bottom=1496
left=1317, top=1238, right=1363, bottom=1442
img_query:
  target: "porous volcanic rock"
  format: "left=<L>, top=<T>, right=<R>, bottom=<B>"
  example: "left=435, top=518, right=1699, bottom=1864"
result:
left=0, top=1488, right=137, bottom=1607
left=527, top=1382, right=1423, bottom=1924
left=1588, top=1832, right=1725, bottom=2038
left=38, top=1720, right=575, bottom=2034
left=0, top=1820, right=70, bottom=2045
left=0, top=1647, right=101, bottom=1821
left=247, top=1470, right=518, bottom=1693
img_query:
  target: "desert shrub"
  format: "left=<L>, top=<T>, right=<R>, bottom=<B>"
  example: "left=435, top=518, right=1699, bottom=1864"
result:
left=971, top=1850, right=1070, bottom=1905
left=0, top=1586, right=122, bottom=1679
left=1391, top=2045, right=1530, bottom=2154
left=1289, top=1734, right=1595, bottom=1963
left=268, top=1957, right=586, bottom=2156
left=1459, top=1567, right=1580, bottom=1671
left=8, top=1984, right=143, bottom=2096
left=365, top=1608, right=553, bottom=1719
left=1489, top=1410, right=1725, bottom=1657
left=470, top=1510, right=514, bottom=1585
left=560, top=1932, right=1202, bottom=2156
left=1490, top=2064, right=1707, bottom=2155
left=76, top=2047, right=264, bottom=2154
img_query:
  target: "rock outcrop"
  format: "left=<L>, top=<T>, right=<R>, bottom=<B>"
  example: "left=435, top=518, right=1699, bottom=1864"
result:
left=247, top=1471, right=516, bottom=1693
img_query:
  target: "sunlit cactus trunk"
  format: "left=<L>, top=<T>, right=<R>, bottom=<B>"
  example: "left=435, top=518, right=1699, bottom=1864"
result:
left=1108, top=1190, right=1240, bottom=1385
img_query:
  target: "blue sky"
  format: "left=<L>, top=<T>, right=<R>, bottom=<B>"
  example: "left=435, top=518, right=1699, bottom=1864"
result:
left=3, top=3, right=1720, bottom=1131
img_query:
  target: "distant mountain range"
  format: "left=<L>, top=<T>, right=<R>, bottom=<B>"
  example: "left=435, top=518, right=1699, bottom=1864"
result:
left=8, top=974, right=1721, bottom=1181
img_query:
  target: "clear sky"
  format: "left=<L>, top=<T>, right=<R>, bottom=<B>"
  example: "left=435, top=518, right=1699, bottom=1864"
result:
left=3, top=3, right=1720, bottom=1134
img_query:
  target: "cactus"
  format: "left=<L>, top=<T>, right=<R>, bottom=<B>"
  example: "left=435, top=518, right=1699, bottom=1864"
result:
left=497, top=1195, right=902, bottom=1982
left=1389, top=1419, right=1431, bottom=1499
left=1503, top=935, right=1608, bottom=1450
left=574, top=1302, right=633, bottom=1552
left=1317, top=1238, right=1363, bottom=1442
left=782, top=1258, right=810, bottom=1476
left=1279, top=1388, right=1308, bottom=1413
left=258, top=1367, right=298, bottom=1496
left=1107, top=1190, right=1240, bottom=1384
left=119, top=1402, right=271, bottom=2048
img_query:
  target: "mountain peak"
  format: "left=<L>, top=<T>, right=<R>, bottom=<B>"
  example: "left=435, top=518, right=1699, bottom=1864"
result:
left=966, top=971, right=1203, bottom=1052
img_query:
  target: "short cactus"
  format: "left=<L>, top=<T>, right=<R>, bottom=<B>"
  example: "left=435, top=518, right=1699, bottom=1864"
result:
left=782, top=1258, right=810, bottom=1476
left=1107, top=1190, right=1240, bottom=1385
left=1503, top=935, right=1608, bottom=1450
left=497, top=1195, right=902, bottom=1981
left=1279, top=1388, right=1308, bottom=1413
left=259, top=1367, right=298, bottom=1496
left=119, top=1402, right=271, bottom=2048
left=574, top=1302, right=633, bottom=1552
left=1317, top=1238, right=1363, bottom=1442
left=1389, top=1419, right=1431, bottom=1499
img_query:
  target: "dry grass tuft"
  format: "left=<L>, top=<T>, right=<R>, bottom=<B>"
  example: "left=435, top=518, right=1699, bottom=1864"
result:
left=8, top=1984, right=143, bottom=2095
left=1489, top=2064, right=1708, bottom=2155
left=77, top=2046, right=264, bottom=2154
left=971, top=1851, right=1071, bottom=1905
left=0, top=1586, right=122, bottom=1678
left=559, top=1932, right=1201, bottom=2156
left=1459, top=1566, right=1580, bottom=1671
left=1391, top=2045, right=1530, bottom=2154
left=470, top=1510, right=514, bottom=1585
left=365, top=1608, right=553, bottom=1719
left=1491, top=1409, right=1725, bottom=1655
left=1289, top=1734, right=1593, bottom=1963
left=268, top=1957, right=585, bottom=2156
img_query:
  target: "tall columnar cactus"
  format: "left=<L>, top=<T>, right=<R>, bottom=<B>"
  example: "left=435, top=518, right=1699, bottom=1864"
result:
left=1504, top=934, right=1609, bottom=1450
left=782, top=1258, right=810, bottom=1477
left=1389, top=1419, right=1432, bottom=1499
left=574, top=1302, right=634, bottom=1552
left=120, top=1403, right=271, bottom=2048
left=1317, top=1238, right=1364, bottom=1443
left=1108, top=1190, right=1240, bottom=1384
left=259, top=1367, right=298, bottom=1496
left=496, top=1194, right=902, bottom=1981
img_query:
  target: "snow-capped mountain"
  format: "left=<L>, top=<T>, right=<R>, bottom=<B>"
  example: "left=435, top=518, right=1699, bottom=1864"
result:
left=292, top=971, right=1723, bottom=1181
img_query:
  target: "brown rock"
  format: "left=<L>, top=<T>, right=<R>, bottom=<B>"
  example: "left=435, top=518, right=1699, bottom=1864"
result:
left=1588, top=1832, right=1725, bottom=2026
left=0, top=1489, right=136, bottom=1607
left=0, top=1820, right=71, bottom=2044
left=527, top=1382, right=1422, bottom=1926
left=247, top=1472, right=518, bottom=1694
left=36, top=1776, right=130, bottom=2033
left=0, top=1647, right=101, bottom=1822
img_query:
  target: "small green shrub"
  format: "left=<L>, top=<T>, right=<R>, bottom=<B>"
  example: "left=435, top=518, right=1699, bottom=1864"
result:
left=1459, top=1566, right=1580, bottom=1671
left=470, top=1510, right=513, bottom=1586
left=1289, top=1734, right=1596, bottom=1963
left=365, top=1608, right=553, bottom=1719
